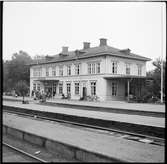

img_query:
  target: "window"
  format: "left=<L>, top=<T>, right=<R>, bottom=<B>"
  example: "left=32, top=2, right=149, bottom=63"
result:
left=126, top=63, right=130, bottom=75
left=33, top=83, right=36, bottom=91
left=112, top=61, right=117, bottom=74
left=67, top=65, right=71, bottom=76
left=46, top=68, right=49, bottom=77
left=59, top=66, right=63, bottom=76
left=37, top=84, right=40, bottom=91
left=75, top=64, right=80, bottom=75
left=33, top=68, right=41, bottom=77
left=138, top=65, right=142, bottom=76
left=88, top=63, right=91, bottom=74
left=59, top=83, right=63, bottom=94
left=75, top=83, right=79, bottom=95
left=91, top=82, right=96, bottom=96
left=52, top=67, right=56, bottom=76
left=112, top=82, right=117, bottom=96
left=88, top=62, right=100, bottom=74
left=91, top=63, right=95, bottom=74
left=53, top=83, right=57, bottom=95
left=67, top=83, right=71, bottom=94
left=96, top=63, right=100, bottom=74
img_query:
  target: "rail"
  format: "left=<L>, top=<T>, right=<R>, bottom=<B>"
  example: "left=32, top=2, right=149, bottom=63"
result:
left=4, top=109, right=164, bottom=146
left=3, top=142, right=48, bottom=162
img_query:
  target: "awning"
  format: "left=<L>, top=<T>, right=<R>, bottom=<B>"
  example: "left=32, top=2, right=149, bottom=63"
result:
left=34, top=78, right=59, bottom=83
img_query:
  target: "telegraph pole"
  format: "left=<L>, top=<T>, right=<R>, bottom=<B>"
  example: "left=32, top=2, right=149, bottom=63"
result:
left=160, top=4, right=164, bottom=103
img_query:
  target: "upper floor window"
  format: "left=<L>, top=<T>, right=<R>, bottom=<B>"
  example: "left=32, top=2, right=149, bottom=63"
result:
left=46, top=68, right=49, bottom=77
left=126, top=63, right=130, bottom=75
left=91, top=82, right=96, bottom=96
left=112, top=61, right=117, bottom=74
left=75, top=82, right=80, bottom=95
left=33, top=68, right=42, bottom=77
left=96, top=63, right=100, bottom=74
left=112, top=82, right=117, bottom=96
left=67, top=65, right=71, bottom=76
left=138, top=65, right=142, bottom=76
left=59, top=66, right=63, bottom=76
left=52, top=67, right=56, bottom=76
left=91, top=63, right=96, bottom=74
left=88, top=63, right=91, bottom=74
left=75, top=64, right=80, bottom=75
left=88, top=62, right=101, bottom=74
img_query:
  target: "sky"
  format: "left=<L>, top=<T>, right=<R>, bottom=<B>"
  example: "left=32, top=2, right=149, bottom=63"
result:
left=3, top=2, right=166, bottom=71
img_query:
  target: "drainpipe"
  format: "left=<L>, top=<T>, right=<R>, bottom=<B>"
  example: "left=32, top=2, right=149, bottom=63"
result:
left=127, top=79, right=130, bottom=102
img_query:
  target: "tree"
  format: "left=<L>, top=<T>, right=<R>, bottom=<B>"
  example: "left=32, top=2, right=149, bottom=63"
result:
left=15, top=80, right=29, bottom=103
left=146, top=58, right=166, bottom=101
left=3, top=51, right=33, bottom=92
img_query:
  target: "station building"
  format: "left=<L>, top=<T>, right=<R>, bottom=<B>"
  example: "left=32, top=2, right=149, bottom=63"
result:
left=29, top=38, right=151, bottom=101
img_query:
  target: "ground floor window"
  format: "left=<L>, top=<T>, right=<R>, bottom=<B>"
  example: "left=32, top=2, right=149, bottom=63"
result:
left=75, top=82, right=79, bottom=95
left=37, top=84, right=40, bottom=91
left=33, top=83, right=36, bottom=91
left=53, top=83, right=57, bottom=96
left=59, top=83, right=63, bottom=94
left=67, top=83, right=71, bottom=95
left=91, top=82, right=96, bottom=96
left=112, top=82, right=117, bottom=96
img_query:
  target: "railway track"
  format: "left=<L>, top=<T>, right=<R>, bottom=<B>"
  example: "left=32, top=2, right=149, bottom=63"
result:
left=4, top=109, right=164, bottom=146
left=3, top=142, right=48, bottom=162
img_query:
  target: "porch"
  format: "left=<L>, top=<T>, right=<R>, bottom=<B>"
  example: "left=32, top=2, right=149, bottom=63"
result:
left=104, top=75, right=147, bottom=102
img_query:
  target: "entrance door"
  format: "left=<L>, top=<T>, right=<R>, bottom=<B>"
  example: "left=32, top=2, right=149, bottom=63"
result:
left=83, top=87, right=87, bottom=99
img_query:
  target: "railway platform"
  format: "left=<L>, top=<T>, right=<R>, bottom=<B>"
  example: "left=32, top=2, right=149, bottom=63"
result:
left=3, top=100, right=165, bottom=128
left=3, top=96, right=165, bottom=117
left=3, top=112, right=164, bottom=162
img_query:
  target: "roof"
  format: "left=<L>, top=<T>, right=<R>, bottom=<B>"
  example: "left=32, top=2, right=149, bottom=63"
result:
left=30, top=45, right=151, bottom=66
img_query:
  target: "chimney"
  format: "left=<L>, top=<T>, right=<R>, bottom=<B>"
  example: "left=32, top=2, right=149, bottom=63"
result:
left=100, top=38, right=107, bottom=46
left=120, top=48, right=131, bottom=55
left=83, top=42, right=90, bottom=49
left=62, top=46, right=68, bottom=54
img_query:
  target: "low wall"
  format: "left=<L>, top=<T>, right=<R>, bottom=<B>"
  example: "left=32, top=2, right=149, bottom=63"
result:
left=3, top=125, right=123, bottom=162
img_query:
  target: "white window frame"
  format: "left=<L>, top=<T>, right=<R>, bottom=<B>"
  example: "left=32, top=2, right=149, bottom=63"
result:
left=66, top=83, right=71, bottom=94
left=91, top=82, right=96, bottom=96
left=46, top=67, right=49, bottom=77
left=75, top=64, right=80, bottom=75
left=112, top=61, right=117, bottom=74
left=138, top=65, right=142, bottom=76
left=126, top=63, right=130, bottom=75
left=37, top=83, right=40, bottom=91
left=96, top=63, right=100, bottom=74
left=52, top=67, right=56, bottom=76
left=67, top=65, right=71, bottom=76
left=112, top=82, right=117, bottom=96
left=59, top=66, right=63, bottom=76
left=59, top=83, right=63, bottom=94
left=75, top=82, right=80, bottom=95
left=33, top=83, right=36, bottom=91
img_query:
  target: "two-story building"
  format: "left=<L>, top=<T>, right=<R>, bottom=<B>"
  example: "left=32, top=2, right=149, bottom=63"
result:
left=29, top=38, right=151, bottom=101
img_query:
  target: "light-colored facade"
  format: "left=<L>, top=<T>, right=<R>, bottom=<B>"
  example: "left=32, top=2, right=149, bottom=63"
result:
left=30, top=38, right=151, bottom=101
